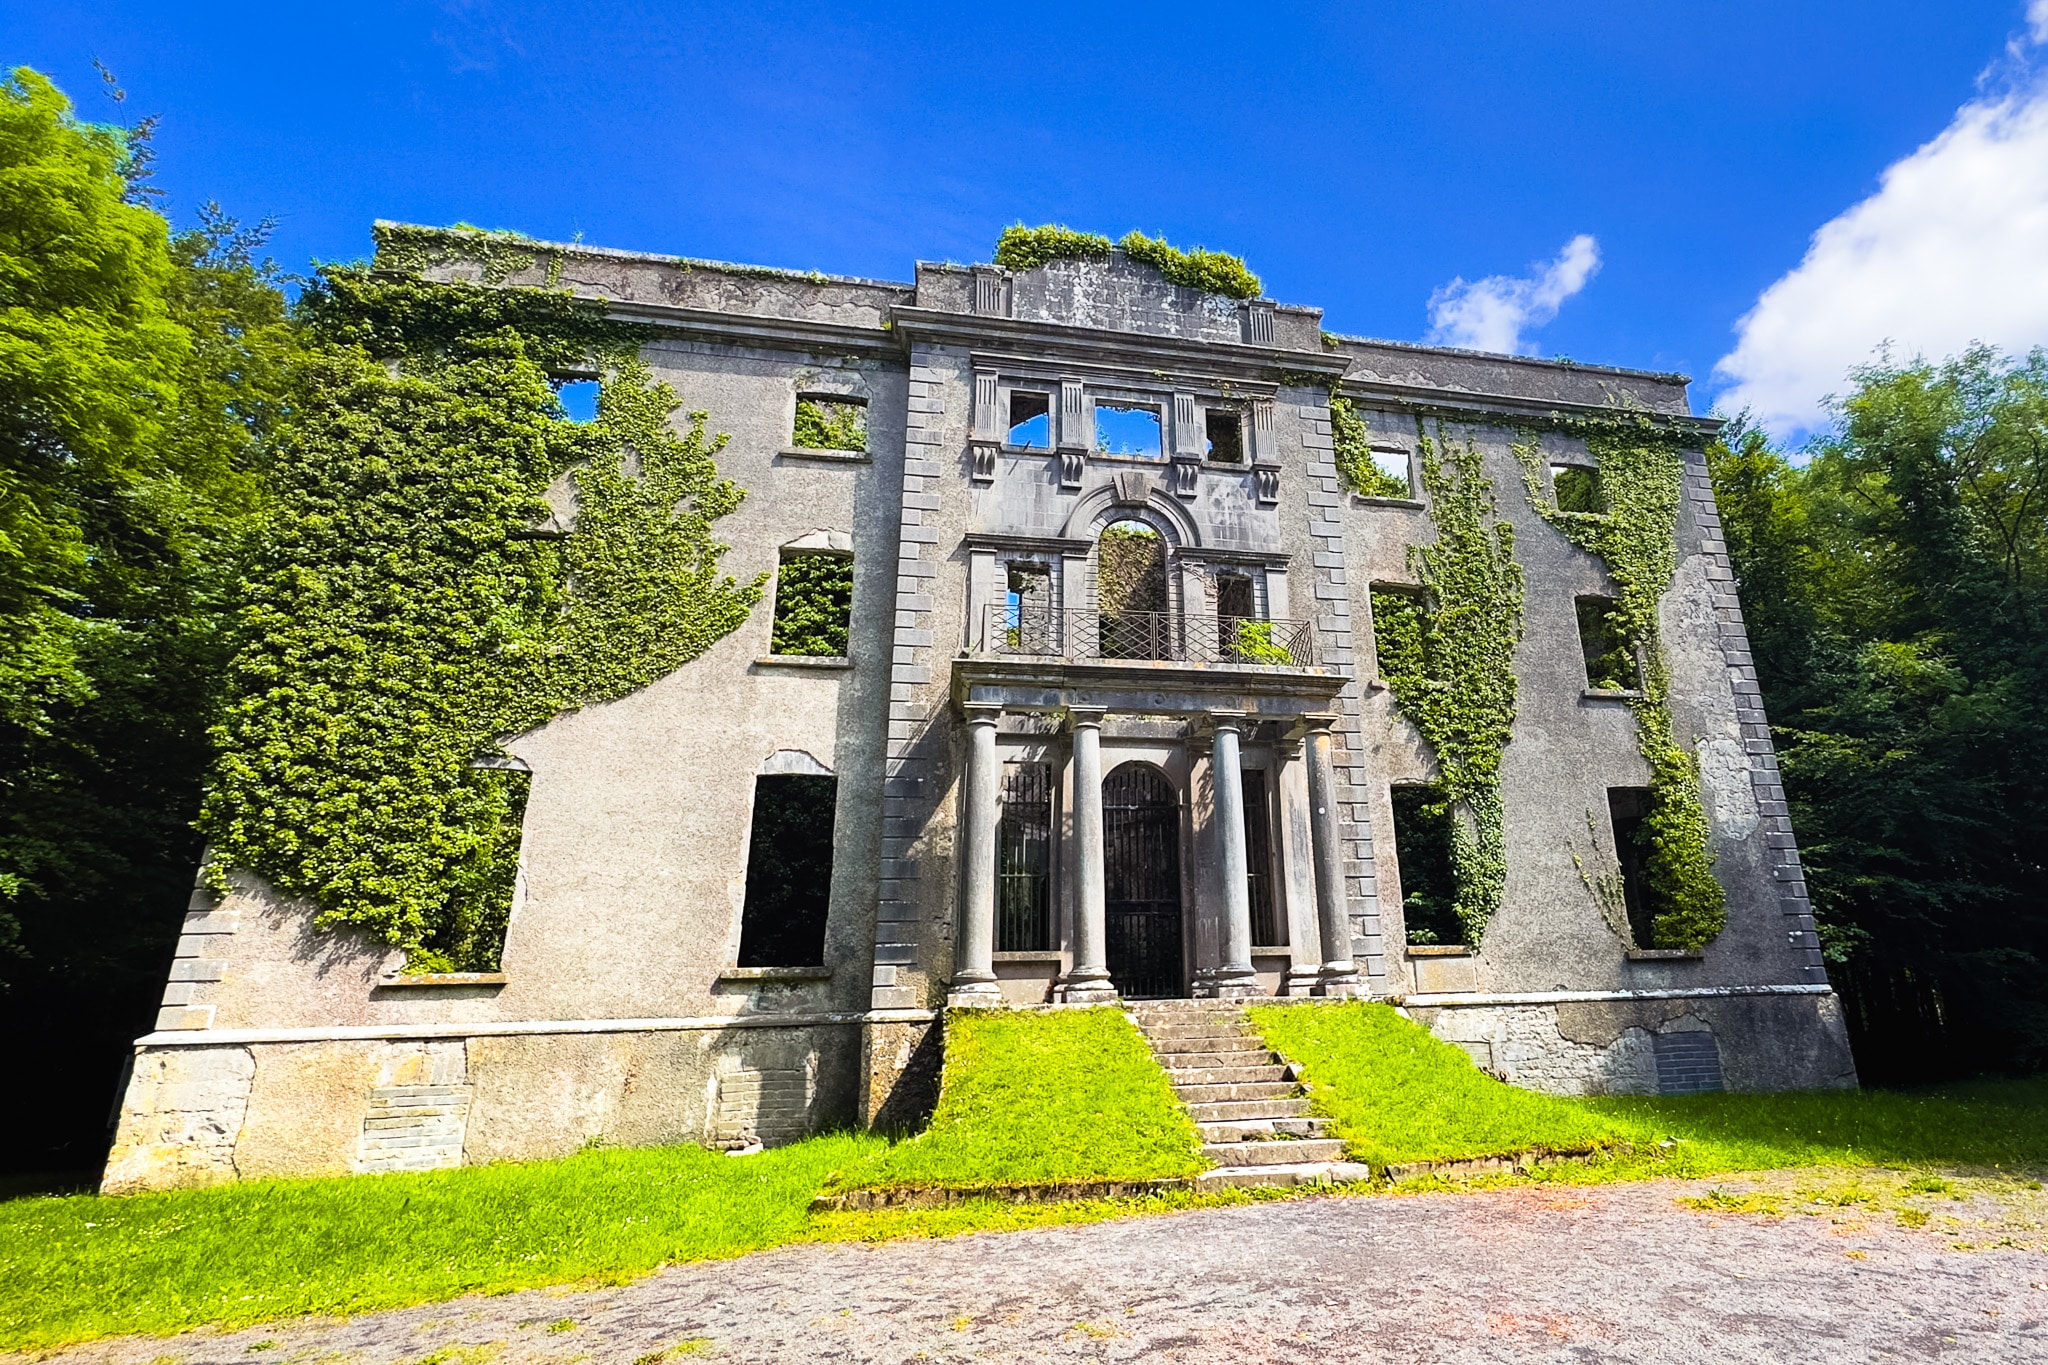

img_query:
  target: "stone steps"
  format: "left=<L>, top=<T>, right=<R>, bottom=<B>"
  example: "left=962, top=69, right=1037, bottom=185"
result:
left=1129, top=1000, right=1360, bottom=1189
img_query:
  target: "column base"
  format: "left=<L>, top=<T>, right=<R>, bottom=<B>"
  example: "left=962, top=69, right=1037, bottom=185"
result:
left=1316, top=963, right=1364, bottom=998
left=1283, top=964, right=1324, bottom=996
left=945, top=976, right=1005, bottom=1009
left=1197, top=966, right=1263, bottom=1000
left=1059, top=968, right=1119, bottom=1004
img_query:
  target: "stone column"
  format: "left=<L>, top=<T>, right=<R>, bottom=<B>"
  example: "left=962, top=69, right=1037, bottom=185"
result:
left=1062, top=707, right=1117, bottom=1002
left=1207, top=712, right=1260, bottom=998
left=1303, top=714, right=1363, bottom=997
left=949, top=703, right=1004, bottom=1007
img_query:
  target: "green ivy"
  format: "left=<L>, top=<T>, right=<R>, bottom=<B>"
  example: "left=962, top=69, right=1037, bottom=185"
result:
left=1512, top=422, right=1727, bottom=950
left=770, top=554, right=855, bottom=657
left=1231, top=620, right=1293, bottom=664
left=792, top=397, right=866, bottom=452
left=989, top=224, right=1261, bottom=299
left=199, top=268, right=762, bottom=970
left=1370, top=422, right=1526, bottom=944
left=366, top=222, right=561, bottom=286
left=1330, top=394, right=1408, bottom=498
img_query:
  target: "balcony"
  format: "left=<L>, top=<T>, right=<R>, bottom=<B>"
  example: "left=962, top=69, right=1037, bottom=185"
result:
left=981, top=605, right=1317, bottom=667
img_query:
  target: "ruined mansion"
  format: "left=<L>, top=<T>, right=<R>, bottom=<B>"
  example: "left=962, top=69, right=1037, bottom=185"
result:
left=104, top=228, right=1857, bottom=1192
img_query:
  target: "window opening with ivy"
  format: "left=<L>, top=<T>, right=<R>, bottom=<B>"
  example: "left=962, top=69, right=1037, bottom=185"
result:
left=1096, top=521, right=1170, bottom=659
left=1205, top=409, right=1244, bottom=463
left=1007, top=391, right=1052, bottom=448
left=997, top=761, right=1053, bottom=952
left=1550, top=463, right=1603, bottom=513
left=1607, top=787, right=1658, bottom=948
left=1243, top=768, right=1283, bottom=946
left=1095, top=402, right=1163, bottom=458
left=736, top=774, right=836, bottom=967
left=769, top=553, right=854, bottom=657
left=1576, top=595, right=1639, bottom=690
left=1391, top=784, right=1463, bottom=946
left=792, top=394, right=867, bottom=452
left=1330, top=394, right=1410, bottom=499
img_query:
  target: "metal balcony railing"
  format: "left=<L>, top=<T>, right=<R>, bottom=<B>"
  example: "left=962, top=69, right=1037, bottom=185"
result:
left=984, top=605, right=1317, bottom=668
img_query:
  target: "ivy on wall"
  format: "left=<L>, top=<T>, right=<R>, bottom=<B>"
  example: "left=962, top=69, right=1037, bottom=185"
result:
left=1512, top=421, right=1728, bottom=950
left=199, top=261, right=762, bottom=971
left=1330, top=395, right=1409, bottom=499
left=792, top=397, right=867, bottom=452
left=770, top=554, right=855, bottom=657
left=990, top=224, right=1261, bottom=299
left=1370, top=421, right=1526, bottom=944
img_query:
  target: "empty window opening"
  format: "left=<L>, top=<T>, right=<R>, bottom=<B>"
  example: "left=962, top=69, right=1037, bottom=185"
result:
left=1608, top=787, right=1659, bottom=948
left=793, top=394, right=867, bottom=452
left=1007, top=391, right=1052, bottom=448
left=997, top=761, right=1053, bottom=951
left=414, top=765, right=530, bottom=973
left=1243, top=768, right=1284, bottom=946
left=1391, top=784, right=1462, bottom=946
left=1205, top=409, right=1244, bottom=463
left=555, top=379, right=600, bottom=424
left=1096, top=521, right=1170, bottom=659
left=1576, top=596, right=1638, bottom=690
left=1368, top=447, right=1412, bottom=496
left=1551, top=463, right=1602, bottom=513
left=1216, top=573, right=1254, bottom=625
left=1369, top=585, right=1428, bottom=682
left=1094, top=402, right=1164, bottom=459
left=770, top=553, right=855, bottom=657
left=1002, top=562, right=1054, bottom=652
left=737, top=774, right=837, bottom=967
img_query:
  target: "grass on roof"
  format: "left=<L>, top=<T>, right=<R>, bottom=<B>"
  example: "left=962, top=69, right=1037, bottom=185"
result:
left=830, top=1006, right=1206, bottom=1191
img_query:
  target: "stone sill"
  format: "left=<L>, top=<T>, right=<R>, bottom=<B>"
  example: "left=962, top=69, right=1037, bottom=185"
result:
left=1626, top=949, right=1705, bottom=962
left=1352, top=495, right=1425, bottom=510
left=991, top=950, right=1065, bottom=964
left=777, top=446, right=869, bottom=463
left=1406, top=945, right=1472, bottom=958
left=754, top=655, right=854, bottom=670
left=718, top=965, right=833, bottom=982
left=1582, top=687, right=1645, bottom=702
left=379, top=972, right=508, bottom=988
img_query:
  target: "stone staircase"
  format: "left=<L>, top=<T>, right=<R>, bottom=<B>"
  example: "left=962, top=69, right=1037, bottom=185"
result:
left=1128, top=1000, right=1371, bottom=1188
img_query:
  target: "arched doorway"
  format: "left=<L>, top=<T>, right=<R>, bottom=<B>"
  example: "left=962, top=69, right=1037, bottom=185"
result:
left=1096, top=520, right=1170, bottom=660
left=1103, top=762, right=1183, bottom=998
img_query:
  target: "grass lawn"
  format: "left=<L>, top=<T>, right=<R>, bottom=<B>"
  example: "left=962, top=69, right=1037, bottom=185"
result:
left=829, top=1006, right=1206, bottom=1191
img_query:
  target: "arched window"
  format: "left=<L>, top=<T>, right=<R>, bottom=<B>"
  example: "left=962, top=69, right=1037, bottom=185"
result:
left=1095, top=520, right=1169, bottom=659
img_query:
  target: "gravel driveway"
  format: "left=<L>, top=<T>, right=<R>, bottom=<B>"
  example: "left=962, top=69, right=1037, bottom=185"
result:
left=33, top=1177, right=2048, bottom=1364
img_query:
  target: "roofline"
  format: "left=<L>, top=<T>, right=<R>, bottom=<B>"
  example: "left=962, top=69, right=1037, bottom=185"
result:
left=1323, top=329, right=1693, bottom=387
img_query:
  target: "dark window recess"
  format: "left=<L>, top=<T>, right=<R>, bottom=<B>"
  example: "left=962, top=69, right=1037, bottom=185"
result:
left=1104, top=763, right=1183, bottom=998
left=1576, top=596, right=1638, bottom=690
left=1551, top=463, right=1602, bottom=513
left=1391, top=784, right=1462, bottom=946
left=1205, top=409, right=1244, bottom=463
left=1243, top=768, right=1283, bottom=946
left=770, top=553, right=854, bottom=656
left=1608, top=787, right=1660, bottom=948
left=737, top=774, right=837, bottom=967
left=997, top=762, right=1053, bottom=951
left=1007, top=391, right=1052, bottom=448
left=555, top=379, right=599, bottom=423
left=417, top=766, right=530, bottom=972
left=1002, top=563, right=1055, bottom=653
left=793, top=395, right=867, bottom=452
left=1095, top=402, right=1164, bottom=458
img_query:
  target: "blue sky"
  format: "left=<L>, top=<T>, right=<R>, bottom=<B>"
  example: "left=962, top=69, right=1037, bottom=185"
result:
left=10, top=2, right=2048, bottom=431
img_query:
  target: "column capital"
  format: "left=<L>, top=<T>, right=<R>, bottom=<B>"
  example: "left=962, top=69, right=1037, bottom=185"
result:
left=1065, top=705, right=1107, bottom=731
left=960, top=701, right=1003, bottom=726
left=1201, top=709, right=1250, bottom=738
left=1292, top=711, right=1340, bottom=737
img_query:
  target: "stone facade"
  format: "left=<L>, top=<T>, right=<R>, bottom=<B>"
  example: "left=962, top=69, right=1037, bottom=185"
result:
left=103, top=230, right=1854, bottom=1192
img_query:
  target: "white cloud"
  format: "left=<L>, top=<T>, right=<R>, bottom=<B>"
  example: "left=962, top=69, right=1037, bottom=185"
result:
left=1425, top=234, right=1601, bottom=355
left=1716, top=27, right=2048, bottom=437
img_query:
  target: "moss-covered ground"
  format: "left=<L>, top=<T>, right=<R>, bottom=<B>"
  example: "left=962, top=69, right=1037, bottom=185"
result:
left=4, top=1003, right=2043, bottom=1351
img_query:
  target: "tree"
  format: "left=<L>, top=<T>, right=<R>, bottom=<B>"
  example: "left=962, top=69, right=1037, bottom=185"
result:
left=1712, top=347, right=2048, bottom=1082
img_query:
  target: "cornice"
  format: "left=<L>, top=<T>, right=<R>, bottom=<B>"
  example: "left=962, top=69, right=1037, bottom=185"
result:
left=891, top=306, right=1348, bottom=385
left=601, top=300, right=901, bottom=358
left=1338, top=376, right=1724, bottom=438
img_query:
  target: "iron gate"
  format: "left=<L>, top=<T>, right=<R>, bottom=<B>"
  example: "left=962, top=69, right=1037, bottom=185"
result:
left=1103, top=763, right=1183, bottom=998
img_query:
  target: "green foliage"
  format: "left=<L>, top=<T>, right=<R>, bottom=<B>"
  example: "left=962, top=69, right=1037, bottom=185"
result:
left=1248, top=1002, right=1625, bottom=1166
left=1514, top=423, right=1727, bottom=950
left=199, top=283, right=761, bottom=968
left=1575, top=596, right=1637, bottom=691
left=1329, top=394, right=1408, bottom=498
left=1711, top=346, right=2048, bottom=1081
left=991, top=223, right=1113, bottom=271
left=1115, top=231, right=1262, bottom=300
left=1370, top=424, right=1524, bottom=943
left=1231, top=619, right=1293, bottom=664
left=1095, top=522, right=1167, bottom=617
left=790, top=397, right=866, bottom=452
left=833, top=1008, right=1206, bottom=1191
left=0, top=1132, right=885, bottom=1350
left=365, top=221, right=558, bottom=286
left=769, top=554, right=854, bottom=657
left=988, top=224, right=1261, bottom=299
